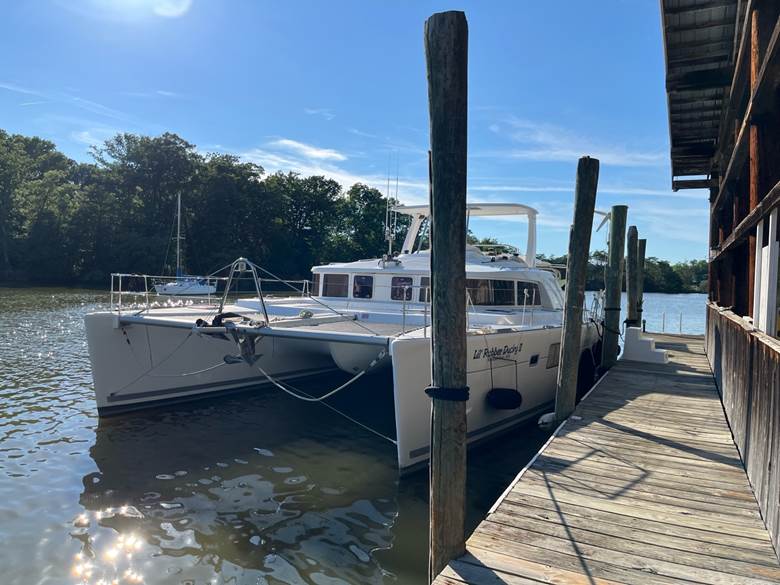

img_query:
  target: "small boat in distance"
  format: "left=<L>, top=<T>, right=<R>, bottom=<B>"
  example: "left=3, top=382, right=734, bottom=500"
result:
left=154, top=277, right=216, bottom=296
left=154, top=192, right=217, bottom=296
left=85, top=202, right=603, bottom=473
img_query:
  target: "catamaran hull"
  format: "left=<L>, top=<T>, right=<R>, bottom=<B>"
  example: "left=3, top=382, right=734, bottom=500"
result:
left=390, top=323, right=599, bottom=471
left=85, top=312, right=599, bottom=473
left=84, top=312, right=337, bottom=414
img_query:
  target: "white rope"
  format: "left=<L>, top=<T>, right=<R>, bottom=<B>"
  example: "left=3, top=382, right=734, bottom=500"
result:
left=318, top=399, right=397, bottom=445
left=112, top=331, right=195, bottom=396
left=251, top=349, right=397, bottom=445
left=253, top=349, right=386, bottom=403
left=147, top=361, right=227, bottom=378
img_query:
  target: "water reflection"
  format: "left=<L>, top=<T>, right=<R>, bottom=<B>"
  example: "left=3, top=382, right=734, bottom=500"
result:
left=0, top=288, right=554, bottom=585
left=80, top=382, right=410, bottom=584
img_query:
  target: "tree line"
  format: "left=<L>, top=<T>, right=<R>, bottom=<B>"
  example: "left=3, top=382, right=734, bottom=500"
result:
left=0, top=130, right=405, bottom=284
left=538, top=252, right=708, bottom=294
left=0, top=128, right=706, bottom=293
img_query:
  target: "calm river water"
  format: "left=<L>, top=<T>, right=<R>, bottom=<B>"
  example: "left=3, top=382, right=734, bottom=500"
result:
left=0, top=288, right=706, bottom=585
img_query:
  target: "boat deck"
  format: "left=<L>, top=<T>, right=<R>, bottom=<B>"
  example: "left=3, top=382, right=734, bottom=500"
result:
left=114, top=305, right=415, bottom=340
left=434, top=333, right=780, bottom=584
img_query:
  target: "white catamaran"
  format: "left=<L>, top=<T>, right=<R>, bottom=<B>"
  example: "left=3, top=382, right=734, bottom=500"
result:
left=85, top=203, right=602, bottom=472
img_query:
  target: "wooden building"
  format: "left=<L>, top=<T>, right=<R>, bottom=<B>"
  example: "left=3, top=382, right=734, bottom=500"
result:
left=661, top=0, right=780, bottom=554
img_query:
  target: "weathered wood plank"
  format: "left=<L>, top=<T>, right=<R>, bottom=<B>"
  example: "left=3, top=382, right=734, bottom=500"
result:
left=501, top=493, right=776, bottom=554
left=531, top=459, right=758, bottom=503
left=488, top=509, right=777, bottom=567
left=473, top=522, right=780, bottom=584
left=432, top=334, right=780, bottom=585
left=516, top=473, right=762, bottom=521
left=521, top=468, right=760, bottom=512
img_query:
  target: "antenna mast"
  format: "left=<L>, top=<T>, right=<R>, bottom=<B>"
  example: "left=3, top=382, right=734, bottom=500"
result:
left=384, top=155, right=396, bottom=256
left=176, top=192, right=182, bottom=277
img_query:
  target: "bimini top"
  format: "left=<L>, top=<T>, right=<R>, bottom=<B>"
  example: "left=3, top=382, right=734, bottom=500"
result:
left=393, top=202, right=537, bottom=218
left=394, top=202, right=538, bottom=267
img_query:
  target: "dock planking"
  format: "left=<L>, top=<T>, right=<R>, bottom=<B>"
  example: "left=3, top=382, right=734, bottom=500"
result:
left=433, top=334, right=780, bottom=584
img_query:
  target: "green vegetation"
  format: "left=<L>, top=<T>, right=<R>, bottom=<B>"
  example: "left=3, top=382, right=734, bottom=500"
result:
left=538, top=253, right=708, bottom=294
left=0, top=129, right=407, bottom=284
left=0, top=128, right=707, bottom=293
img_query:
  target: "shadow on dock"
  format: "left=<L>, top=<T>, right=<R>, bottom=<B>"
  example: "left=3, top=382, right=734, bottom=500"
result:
left=434, top=333, right=780, bottom=585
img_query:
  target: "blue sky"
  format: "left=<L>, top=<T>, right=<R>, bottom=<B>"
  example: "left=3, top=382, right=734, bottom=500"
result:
left=0, top=0, right=708, bottom=262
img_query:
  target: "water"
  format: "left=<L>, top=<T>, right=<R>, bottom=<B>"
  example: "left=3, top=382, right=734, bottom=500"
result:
left=0, top=287, right=555, bottom=585
left=587, top=291, right=707, bottom=336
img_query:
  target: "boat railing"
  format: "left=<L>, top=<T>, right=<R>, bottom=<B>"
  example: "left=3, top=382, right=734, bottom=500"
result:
left=109, top=271, right=312, bottom=314
left=473, top=242, right=520, bottom=255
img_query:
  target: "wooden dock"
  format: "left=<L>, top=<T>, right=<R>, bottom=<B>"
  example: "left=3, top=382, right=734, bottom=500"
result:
left=434, top=333, right=780, bottom=584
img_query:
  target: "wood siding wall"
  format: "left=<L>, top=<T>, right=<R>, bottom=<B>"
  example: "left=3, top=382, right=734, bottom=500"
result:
left=706, top=303, right=780, bottom=556
left=708, top=2, right=780, bottom=316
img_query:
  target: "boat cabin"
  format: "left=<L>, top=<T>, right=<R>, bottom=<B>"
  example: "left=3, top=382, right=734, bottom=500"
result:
left=309, top=203, right=563, bottom=311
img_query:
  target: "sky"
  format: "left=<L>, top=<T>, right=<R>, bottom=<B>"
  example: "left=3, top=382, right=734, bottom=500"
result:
left=0, top=0, right=709, bottom=262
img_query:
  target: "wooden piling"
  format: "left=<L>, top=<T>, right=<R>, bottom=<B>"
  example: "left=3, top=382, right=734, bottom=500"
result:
left=748, top=6, right=761, bottom=317
left=637, top=238, right=647, bottom=326
left=424, top=10, right=469, bottom=583
left=554, top=157, right=599, bottom=421
left=601, top=205, right=627, bottom=371
left=625, top=226, right=639, bottom=327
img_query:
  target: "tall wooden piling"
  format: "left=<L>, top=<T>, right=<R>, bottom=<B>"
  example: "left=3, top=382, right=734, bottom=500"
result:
left=625, top=226, right=639, bottom=327
left=601, top=205, right=627, bottom=371
left=424, top=11, right=469, bottom=583
left=748, top=6, right=760, bottom=317
left=554, top=157, right=599, bottom=421
left=637, top=238, right=647, bottom=325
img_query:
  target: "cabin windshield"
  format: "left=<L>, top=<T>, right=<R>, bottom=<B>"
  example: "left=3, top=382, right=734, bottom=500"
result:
left=517, top=281, right=542, bottom=306
left=466, top=279, right=516, bottom=306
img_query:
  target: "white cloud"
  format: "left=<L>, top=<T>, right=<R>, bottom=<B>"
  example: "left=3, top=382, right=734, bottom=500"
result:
left=71, top=126, right=120, bottom=146
left=469, top=182, right=707, bottom=200
left=0, top=82, right=44, bottom=97
left=348, top=128, right=377, bottom=138
left=1, top=80, right=134, bottom=123
left=121, top=89, right=180, bottom=98
left=69, top=96, right=129, bottom=122
left=304, top=107, right=336, bottom=121
left=54, top=0, right=192, bottom=21
left=488, top=117, right=666, bottom=167
left=152, top=0, right=193, bottom=18
left=268, top=138, right=348, bottom=162
left=240, top=142, right=427, bottom=204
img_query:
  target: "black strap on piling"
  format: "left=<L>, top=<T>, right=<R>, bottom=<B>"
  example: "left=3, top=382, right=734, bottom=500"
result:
left=425, top=386, right=470, bottom=401
left=604, top=307, right=621, bottom=312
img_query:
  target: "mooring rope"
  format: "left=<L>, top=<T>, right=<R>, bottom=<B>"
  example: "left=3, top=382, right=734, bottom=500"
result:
left=250, top=349, right=397, bottom=445
left=252, top=350, right=386, bottom=403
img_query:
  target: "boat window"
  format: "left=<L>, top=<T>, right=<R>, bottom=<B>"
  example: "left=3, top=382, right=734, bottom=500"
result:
left=517, top=281, right=542, bottom=306
left=466, top=279, right=516, bottom=306
left=353, top=275, right=373, bottom=299
left=391, top=276, right=413, bottom=301
left=546, top=343, right=560, bottom=369
left=312, top=273, right=320, bottom=296
left=322, top=274, right=349, bottom=297
left=492, top=280, right=515, bottom=305
left=419, top=276, right=430, bottom=302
